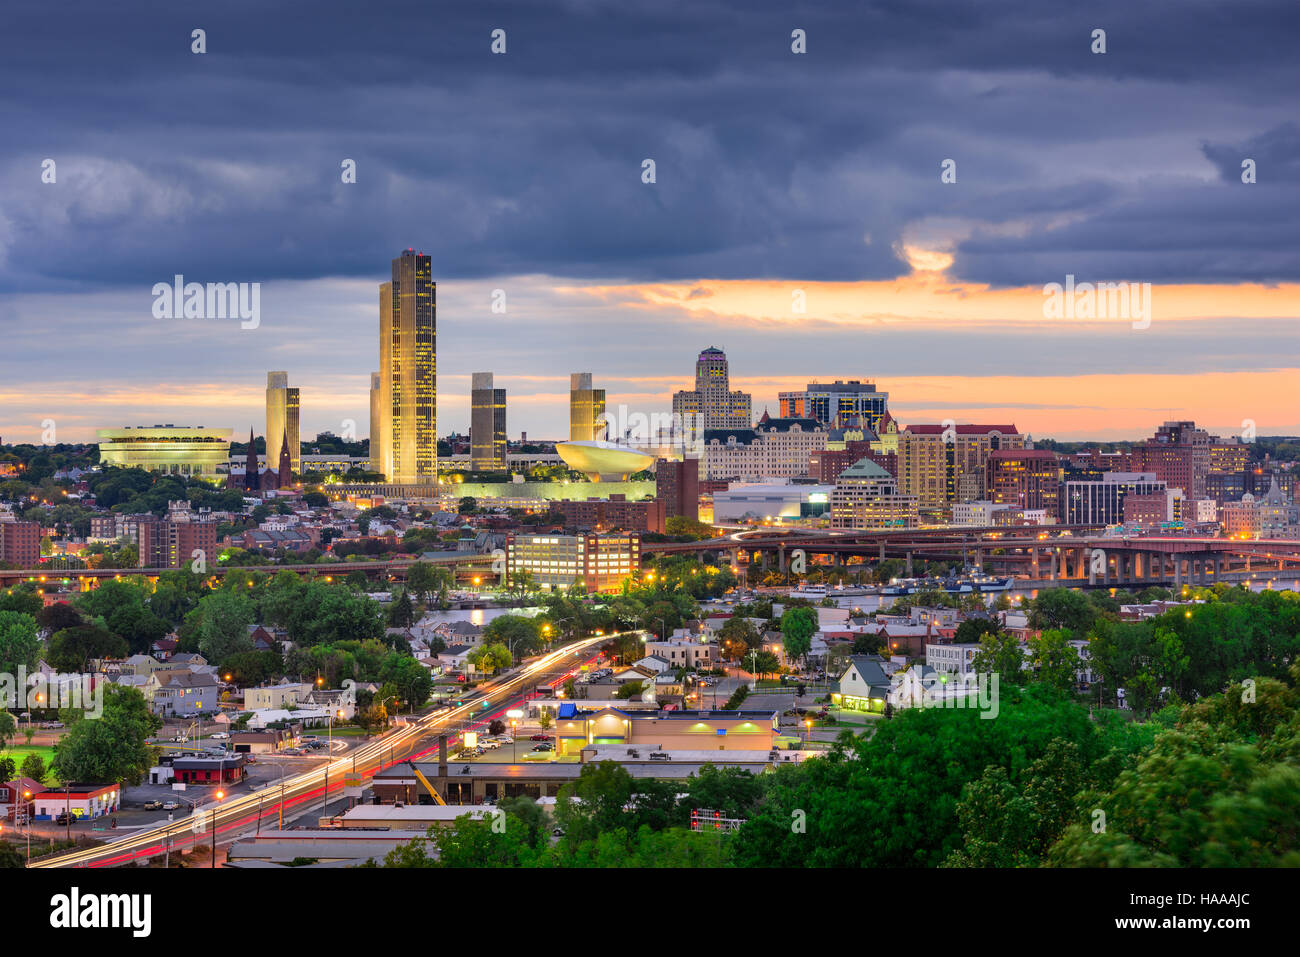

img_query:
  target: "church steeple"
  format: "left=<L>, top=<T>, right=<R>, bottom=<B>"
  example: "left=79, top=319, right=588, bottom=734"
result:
left=278, top=432, right=292, bottom=488
left=244, top=428, right=259, bottom=491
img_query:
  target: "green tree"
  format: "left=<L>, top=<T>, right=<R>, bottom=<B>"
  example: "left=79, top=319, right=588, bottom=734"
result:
left=46, top=624, right=128, bottom=673
left=970, top=630, right=1024, bottom=682
left=1026, top=629, right=1082, bottom=694
left=19, top=752, right=46, bottom=783
left=482, top=615, right=543, bottom=657
left=52, top=685, right=161, bottom=786
left=1028, top=588, right=1097, bottom=636
left=467, top=643, right=512, bottom=675
left=779, top=606, right=817, bottom=665
left=196, top=589, right=256, bottom=664
left=0, top=611, right=40, bottom=675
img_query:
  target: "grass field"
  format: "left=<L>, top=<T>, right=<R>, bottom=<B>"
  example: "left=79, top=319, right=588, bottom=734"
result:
left=1, top=745, right=61, bottom=785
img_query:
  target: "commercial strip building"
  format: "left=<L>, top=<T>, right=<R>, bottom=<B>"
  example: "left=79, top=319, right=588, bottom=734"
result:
left=506, top=532, right=640, bottom=593
left=551, top=704, right=778, bottom=757
left=170, top=754, right=248, bottom=786
left=96, top=425, right=233, bottom=477
left=31, top=783, right=120, bottom=821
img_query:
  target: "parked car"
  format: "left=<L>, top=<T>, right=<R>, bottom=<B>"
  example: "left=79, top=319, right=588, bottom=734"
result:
left=54, top=812, right=75, bottom=825
left=529, top=734, right=550, bottom=741
left=142, top=801, right=163, bottom=811
left=531, top=742, right=554, bottom=752
left=211, top=732, right=229, bottom=739
left=162, top=802, right=180, bottom=811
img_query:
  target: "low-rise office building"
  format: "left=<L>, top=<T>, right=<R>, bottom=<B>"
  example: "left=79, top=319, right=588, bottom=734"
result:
left=506, top=532, right=639, bottom=594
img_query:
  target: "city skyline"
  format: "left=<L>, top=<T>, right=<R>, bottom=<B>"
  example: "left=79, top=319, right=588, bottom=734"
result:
left=2, top=1, right=1296, bottom=445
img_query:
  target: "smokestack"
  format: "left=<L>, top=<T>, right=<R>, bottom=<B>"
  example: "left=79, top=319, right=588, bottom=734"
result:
left=438, top=734, right=448, bottom=777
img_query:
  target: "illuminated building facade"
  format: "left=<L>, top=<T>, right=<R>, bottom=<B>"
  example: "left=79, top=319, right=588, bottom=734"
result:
left=96, top=426, right=233, bottom=477
left=672, top=347, right=751, bottom=431
left=897, top=425, right=1024, bottom=508
left=265, top=371, right=301, bottom=473
left=569, top=373, right=606, bottom=443
left=377, top=250, right=437, bottom=484
left=986, top=448, right=1060, bottom=515
left=829, top=457, right=919, bottom=529
left=779, top=379, right=889, bottom=433
left=470, top=372, right=507, bottom=471
left=506, top=532, right=639, bottom=594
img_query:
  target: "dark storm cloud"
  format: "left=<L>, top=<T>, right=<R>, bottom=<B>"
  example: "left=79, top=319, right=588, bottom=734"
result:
left=1, top=0, right=1297, bottom=292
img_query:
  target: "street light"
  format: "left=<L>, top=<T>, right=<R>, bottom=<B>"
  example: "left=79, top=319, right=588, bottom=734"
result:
left=211, top=789, right=225, bottom=868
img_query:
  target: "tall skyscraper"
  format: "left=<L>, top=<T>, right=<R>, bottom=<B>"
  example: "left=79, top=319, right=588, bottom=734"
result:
left=569, top=373, right=606, bottom=442
left=672, top=346, right=751, bottom=430
left=377, top=250, right=436, bottom=484
left=470, top=372, right=508, bottom=471
left=266, top=372, right=300, bottom=473
left=368, top=371, right=383, bottom=473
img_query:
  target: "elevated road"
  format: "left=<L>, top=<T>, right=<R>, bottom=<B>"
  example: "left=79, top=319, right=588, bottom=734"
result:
left=29, top=635, right=607, bottom=868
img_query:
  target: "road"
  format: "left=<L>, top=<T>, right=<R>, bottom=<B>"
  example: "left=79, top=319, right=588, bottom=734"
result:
left=29, top=635, right=607, bottom=868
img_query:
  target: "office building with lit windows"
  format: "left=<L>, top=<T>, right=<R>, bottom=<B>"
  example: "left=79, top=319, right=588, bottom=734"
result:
left=897, top=424, right=1025, bottom=509
left=376, top=250, right=437, bottom=484
left=265, top=371, right=301, bottom=473
left=569, top=373, right=606, bottom=443
left=779, top=380, right=889, bottom=433
left=672, top=347, right=751, bottom=431
left=470, top=372, right=507, bottom=471
left=506, top=532, right=640, bottom=594
left=829, top=458, right=919, bottom=530
left=986, top=448, right=1060, bottom=515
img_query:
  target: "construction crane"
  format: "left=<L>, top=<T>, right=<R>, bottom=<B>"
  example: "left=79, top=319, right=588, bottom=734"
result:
left=405, top=760, right=447, bottom=805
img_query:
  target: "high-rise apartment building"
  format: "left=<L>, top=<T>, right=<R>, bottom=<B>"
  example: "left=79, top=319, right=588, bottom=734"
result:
left=265, top=372, right=300, bottom=474
left=137, top=517, right=218, bottom=570
left=672, top=347, right=751, bottom=431
left=897, top=425, right=1025, bottom=509
left=470, top=372, right=507, bottom=471
left=377, top=250, right=436, bottom=484
left=779, top=380, right=889, bottom=433
left=569, top=373, right=606, bottom=442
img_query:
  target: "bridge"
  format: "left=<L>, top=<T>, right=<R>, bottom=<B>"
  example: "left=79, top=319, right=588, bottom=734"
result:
left=643, top=526, right=1300, bottom=588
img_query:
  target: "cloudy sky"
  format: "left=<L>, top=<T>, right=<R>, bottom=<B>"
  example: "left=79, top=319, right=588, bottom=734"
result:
left=1, top=0, right=1297, bottom=445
